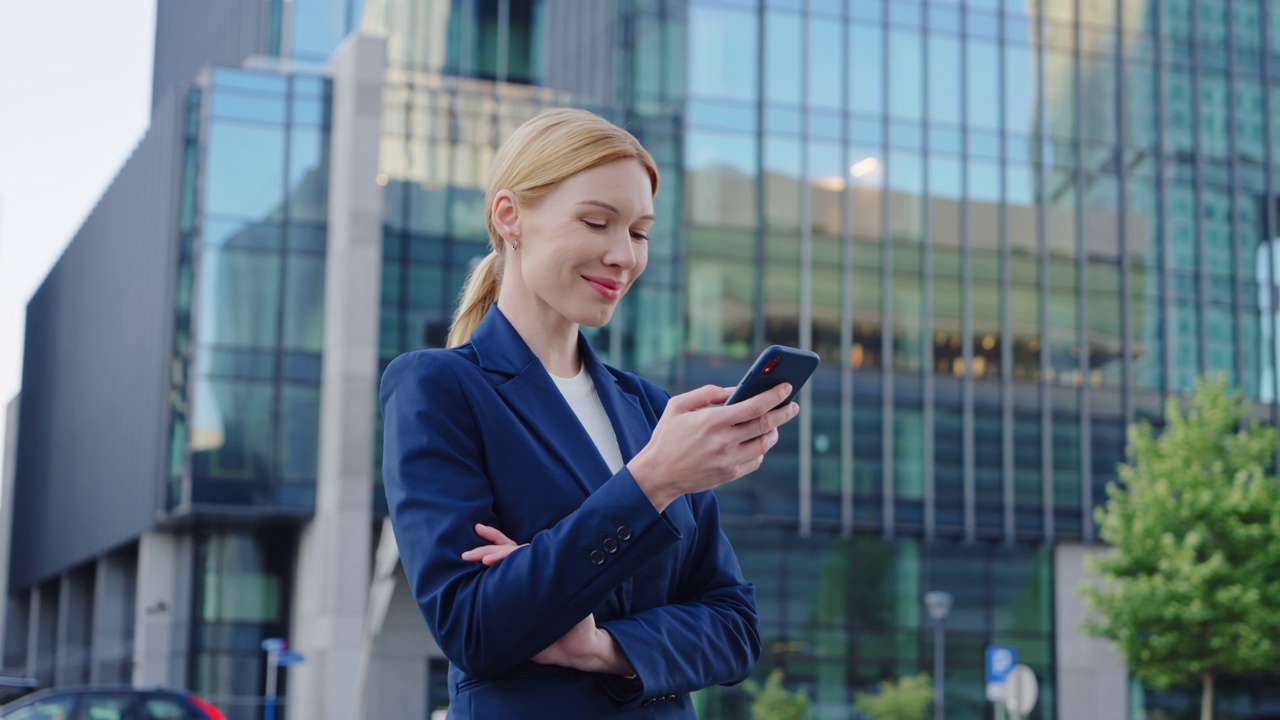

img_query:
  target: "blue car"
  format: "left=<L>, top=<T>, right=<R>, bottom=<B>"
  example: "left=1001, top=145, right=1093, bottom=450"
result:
left=0, top=687, right=225, bottom=720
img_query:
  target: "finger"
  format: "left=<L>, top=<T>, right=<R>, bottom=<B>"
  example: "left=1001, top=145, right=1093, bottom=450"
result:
left=481, top=543, right=529, bottom=566
left=667, top=385, right=734, bottom=412
left=461, top=544, right=506, bottom=561
left=474, top=523, right=516, bottom=546
left=721, top=383, right=792, bottom=424
left=738, top=427, right=779, bottom=460
left=731, top=453, right=767, bottom=481
left=733, top=402, right=799, bottom=444
left=481, top=546, right=520, bottom=566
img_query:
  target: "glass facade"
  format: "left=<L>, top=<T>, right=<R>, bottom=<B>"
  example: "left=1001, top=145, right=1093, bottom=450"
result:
left=362, top=0, right=1280, bottom=715
left=151, top=0, right=1280, bottom=715
left=190, top=528, right=294, bottom=720
left=174, top=68, right=333, bottom=512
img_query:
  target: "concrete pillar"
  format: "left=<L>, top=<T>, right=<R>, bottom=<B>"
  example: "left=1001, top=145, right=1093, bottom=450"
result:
left=1056, top=544, right=1128, bottom=720
left=358, top=521, right=442, bottom=720
left=3, top=591, right=28, bottom=673
left=55, top=569, right=93, bottom=685
left=29, top=583, right=58, bottom=686
left=133, top=531, right=193, bottom=688
left=288, top=33, right=386, bottom=720
left=0, top=394, right=18, bottom=670
left=92, top=547, right=137, bottom=684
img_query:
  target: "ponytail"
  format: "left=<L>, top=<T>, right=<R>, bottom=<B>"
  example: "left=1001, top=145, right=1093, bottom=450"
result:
left=447, top=251, right=502, bottom=348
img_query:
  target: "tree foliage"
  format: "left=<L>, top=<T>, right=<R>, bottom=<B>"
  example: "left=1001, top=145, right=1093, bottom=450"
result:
left=852, top=673, right=933, bottom=720
left=1083, top=376, right=1280, bottom=714
left=743, top=668, right=811, bottom=720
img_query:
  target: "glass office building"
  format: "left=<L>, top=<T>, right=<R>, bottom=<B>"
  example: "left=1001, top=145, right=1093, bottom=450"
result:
left=7, top=0, right=1279, bottom=718
left=375, top=0, right=1279, bottom=717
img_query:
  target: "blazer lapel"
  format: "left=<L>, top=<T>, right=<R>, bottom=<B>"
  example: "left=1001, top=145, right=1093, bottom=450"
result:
left=472, top=308, right=614, bottom=497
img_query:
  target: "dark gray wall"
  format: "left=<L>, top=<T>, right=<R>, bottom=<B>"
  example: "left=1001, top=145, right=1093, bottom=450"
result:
left=10, top=90, right=186, bottom=592
left=152, top=0, right=271, bottom=114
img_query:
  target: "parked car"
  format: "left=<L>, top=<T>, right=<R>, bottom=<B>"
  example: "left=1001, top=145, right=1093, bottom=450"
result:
left=0, top=687, right=225, bottom=720
left=0, top=678, right=38, bottom=706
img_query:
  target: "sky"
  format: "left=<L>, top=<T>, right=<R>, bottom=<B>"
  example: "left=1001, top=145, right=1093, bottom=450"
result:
left=0, top=1, right=156, bottom=485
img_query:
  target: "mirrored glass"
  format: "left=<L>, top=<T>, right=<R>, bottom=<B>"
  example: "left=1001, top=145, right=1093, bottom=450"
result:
left=206, top=123, right=287, bottom=219
left=850, top=22, right=885, bottom=115
left=689, top=5, right=759, bottom=102
left=765, top=10, right=802, bottom=104
left=283, top=254, right=326, bottom=351
left=888, top=30, right=923, bottom=120
left=808, top=15, right=842, bottom=110
left=197, top=248, right=282, bottom=349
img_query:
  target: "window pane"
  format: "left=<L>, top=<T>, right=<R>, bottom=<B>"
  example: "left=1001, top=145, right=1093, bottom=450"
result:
left=889, top=30, right=923, bottom=120
left=283, top=254, right=326, bottom=352
left=197, top=249, right=282, bottom=350
left=764, top=11, right=802, bottom=105
left=808, top=14, right=842, bottom=109
left=206, top=123, right=286, bottom=219
left=690, top=5, right=759, bottom=102
left=850, top=22, right=885, bottom=116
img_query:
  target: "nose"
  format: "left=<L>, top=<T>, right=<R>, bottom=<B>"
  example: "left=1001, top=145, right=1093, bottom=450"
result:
left=603, top=229, right=638, bottom=270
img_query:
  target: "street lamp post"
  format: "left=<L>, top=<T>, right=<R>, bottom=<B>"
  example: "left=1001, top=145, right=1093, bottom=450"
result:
left=924, top=591, right=953, bottom=720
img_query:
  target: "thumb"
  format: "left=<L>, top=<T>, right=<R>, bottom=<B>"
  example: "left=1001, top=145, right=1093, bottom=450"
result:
left=667, top=385, right=733, bottom=412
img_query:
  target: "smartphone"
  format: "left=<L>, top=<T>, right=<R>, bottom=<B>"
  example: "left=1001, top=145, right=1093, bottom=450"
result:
left=724, top=346, right=820, bottom=408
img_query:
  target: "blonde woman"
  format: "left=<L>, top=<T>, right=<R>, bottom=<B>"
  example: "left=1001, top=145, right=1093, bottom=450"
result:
left=380, top=108, right=798, bottom=718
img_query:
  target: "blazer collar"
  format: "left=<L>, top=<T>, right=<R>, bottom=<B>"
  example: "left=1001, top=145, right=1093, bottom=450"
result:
left=470, top=305, right=649, bottom=495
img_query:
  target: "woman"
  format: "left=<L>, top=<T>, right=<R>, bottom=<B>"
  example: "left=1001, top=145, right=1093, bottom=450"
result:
left=380, top=108, right=799, bottom=718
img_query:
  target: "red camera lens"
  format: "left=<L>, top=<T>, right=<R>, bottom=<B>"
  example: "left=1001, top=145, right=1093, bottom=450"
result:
left=762, top=357, right=780, bottom=375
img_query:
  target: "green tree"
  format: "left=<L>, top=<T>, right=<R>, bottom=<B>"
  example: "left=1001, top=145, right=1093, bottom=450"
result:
left=852, top=674, right=933, bottom=720
left=1083, top=376, right=1280, bottom=720
left=743, top=668, right=810, bottom=720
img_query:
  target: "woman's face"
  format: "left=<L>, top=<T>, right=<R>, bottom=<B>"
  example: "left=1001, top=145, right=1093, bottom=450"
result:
left=503, top=158, right=655, bottom=329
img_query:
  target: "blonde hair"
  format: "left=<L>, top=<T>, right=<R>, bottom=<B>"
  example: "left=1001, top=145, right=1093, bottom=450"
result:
left=446, top=108, right=660, bottom=348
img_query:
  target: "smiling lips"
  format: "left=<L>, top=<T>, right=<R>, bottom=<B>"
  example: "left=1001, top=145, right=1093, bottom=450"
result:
left=583, top=275, right=624, bottom=300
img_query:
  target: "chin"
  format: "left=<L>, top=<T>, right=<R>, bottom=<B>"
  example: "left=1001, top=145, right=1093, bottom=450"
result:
left=569, top=304, right=618, bottom=329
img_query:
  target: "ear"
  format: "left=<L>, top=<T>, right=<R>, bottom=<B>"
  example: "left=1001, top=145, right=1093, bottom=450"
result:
left=491, top=190, right=521, bottom=244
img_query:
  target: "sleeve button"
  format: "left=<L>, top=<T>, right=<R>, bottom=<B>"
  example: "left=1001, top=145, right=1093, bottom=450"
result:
left=617, top=526, right=633, bottom=541
left=589, top=549, right=606, bottom=566
left=603, top=538, right=619, bottom=553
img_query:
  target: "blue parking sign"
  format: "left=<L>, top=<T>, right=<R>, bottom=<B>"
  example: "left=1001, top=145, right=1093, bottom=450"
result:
left=986, top=646, right=1017, bottom=702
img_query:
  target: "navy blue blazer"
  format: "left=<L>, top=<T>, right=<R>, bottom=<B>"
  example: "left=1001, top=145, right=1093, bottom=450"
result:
left=380, top=307, right=761, bottom=719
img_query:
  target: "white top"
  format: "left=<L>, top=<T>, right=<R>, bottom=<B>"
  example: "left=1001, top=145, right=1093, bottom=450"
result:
left=549, top=366, right=626, bottom=474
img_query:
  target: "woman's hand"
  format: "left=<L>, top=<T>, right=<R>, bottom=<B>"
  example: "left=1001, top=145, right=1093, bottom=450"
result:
left=627, top=383, right=799, bottom=512
left=529, top=613, right=633, bottom=675
left=460, top=523, right=527, bottom=565
left=461, top=524, right=634, bottom=676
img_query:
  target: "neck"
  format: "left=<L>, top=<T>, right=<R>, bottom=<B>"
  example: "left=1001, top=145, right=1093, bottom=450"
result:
left=496, top=284, right=581, bottom=378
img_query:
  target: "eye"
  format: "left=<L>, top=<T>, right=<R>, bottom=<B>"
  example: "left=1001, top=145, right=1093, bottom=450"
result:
left=630, top=231, right=649, bottom=241
left=583, top=220, right=606, bottom=231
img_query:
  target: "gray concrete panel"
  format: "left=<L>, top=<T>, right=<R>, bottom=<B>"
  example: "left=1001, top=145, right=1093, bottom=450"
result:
left=543, top=0, right=616, bottom=106
left=10, top=88, right=186, bottom=591
left=2, top=590, right=27, bottom=673
left=91, top=547, right=137, bottom=684
left=0, top=395, right=17, bottom=666
left=152, top=0, right=270, bottom=114
left=30, top=583, right=58, bottom=686
left=1055, top=544, right=1128, bottom=720
left=132, top=531, right=193, bottom=689
left=288, top=33, right=386, bottom=720
left=55, top=570, right=92, bottom=686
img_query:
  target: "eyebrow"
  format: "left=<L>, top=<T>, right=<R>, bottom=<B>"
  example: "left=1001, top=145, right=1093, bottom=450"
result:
left=577, top=200, right=656, bottom=222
